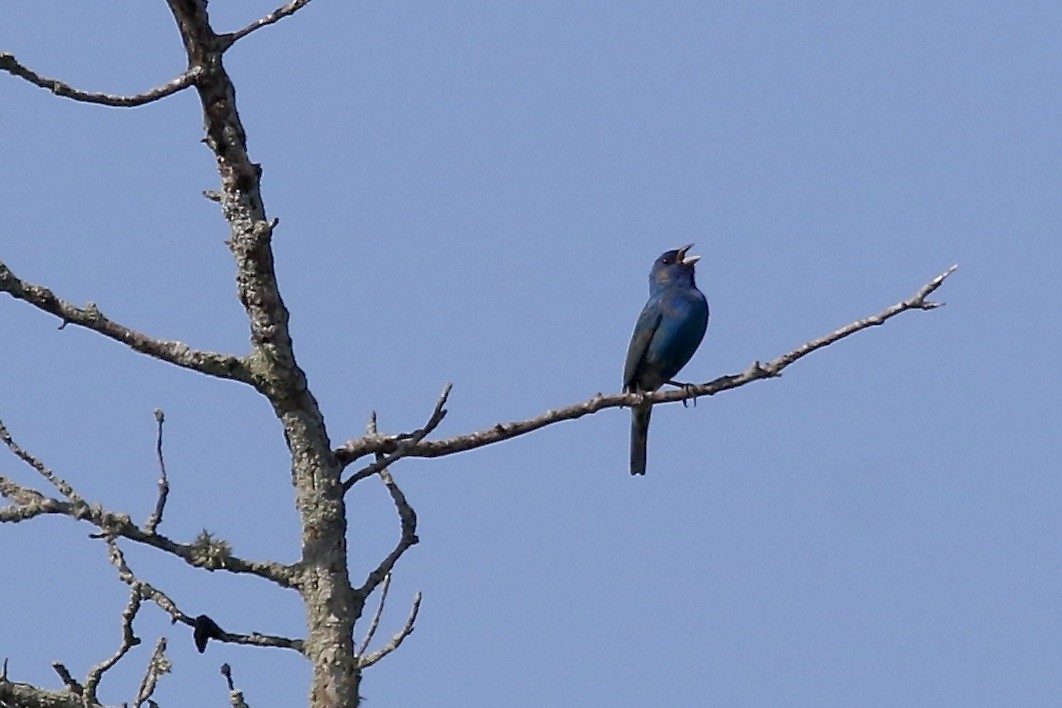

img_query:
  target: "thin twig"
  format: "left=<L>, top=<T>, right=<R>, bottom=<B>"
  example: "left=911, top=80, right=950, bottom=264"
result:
left=83, top=587, right=143, bottom=704
left=336, top=266, right=959, bottom=467
left=0, top=260, right=252, bottom=384
left=223, top=0, right=315, bottom=47
left=351, top=410, right=421, bottom=613
left=0, top=420, right=85, bottom=509
left=356, top=573, right=391, bottom=657
left=762, top=264, right=957, bottom=369
left=133, top=638, right=170, bottom=708
left=363, top=469, right=419, bottom=592
left=342, top=384, right=452, bottom=490
left=105, top=539, right=184, bottom=620
left=354, top=443, right=420, bottom=599
left=220, top=664, right=250, bottom=708
left=221, top=663, right=236, bottom=692
left=358, top=592, right=423, bottom=669
left=144, top=409, right=170, bottom=535
left=104, top=540, right=304, bottom=654
left=0, top=53, right=199, bottom=107
left=50, top=662, right=81, bottom=693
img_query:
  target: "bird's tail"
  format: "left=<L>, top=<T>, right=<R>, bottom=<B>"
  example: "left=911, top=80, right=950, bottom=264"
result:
left=630, top=403, right=652, bottom=475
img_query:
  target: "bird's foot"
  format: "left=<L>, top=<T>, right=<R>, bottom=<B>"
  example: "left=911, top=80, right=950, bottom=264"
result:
left=668, top=380, right=699, bottom=408
left=623, top=390, right=649, bottom=409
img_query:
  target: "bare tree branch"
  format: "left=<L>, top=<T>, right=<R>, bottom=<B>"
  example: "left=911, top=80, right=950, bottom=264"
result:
left=181, top=619, right=303, bottom=654
left=133, top=638, right=170, bottom=708
left=0, top=420, right=84, bottom=508
left=83, top=587, right=143, bottom=704
left=356, top=468, right=418, bottom=600
left=144, top=409, right=170, bottom=535
left=106, top=539, right=305, bottom=654
left=1, top=489, right=298, bottom=585
left=748, top=264, right=956, bottom=370
left=220, top=664, right=251, bottom=708
left=0, top=261, right=252, bottom=384
left=336, top=265, right=958, bottom=468
left=358, top=592, right=422, bottom=669
left=347, top=415, right=423, bottom=667
left=103, top=537, right=192, bottom=620
left=353, top=414, right=420, bottom=601
left=0, top=476, right=49, bottom=521
left=0, top=52, right=198, bottom=107
left=50, top=664, right=80, bottom=695
left=356, top=573, right=391, bottom=657
left=0, top=421, right=298, bottom=587
left=223, top=0, right=316, bottom=48
left=0, top=679, right=101, bottom=708
left=343, top=385, right=452, bottom=490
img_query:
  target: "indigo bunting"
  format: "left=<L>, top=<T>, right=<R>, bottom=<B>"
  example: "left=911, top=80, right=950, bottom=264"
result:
left=623, top=245, right=709, bottom=475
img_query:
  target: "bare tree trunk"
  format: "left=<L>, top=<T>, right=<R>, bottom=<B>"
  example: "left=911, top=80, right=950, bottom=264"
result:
left=166, top=2, right=364, bottom=704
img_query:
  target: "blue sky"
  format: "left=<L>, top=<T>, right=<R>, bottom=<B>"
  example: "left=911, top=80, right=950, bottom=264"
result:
left=2, top=2, right=1060, bottom=706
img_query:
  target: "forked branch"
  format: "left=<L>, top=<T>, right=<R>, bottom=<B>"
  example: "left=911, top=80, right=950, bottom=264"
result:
left=0, top=420, right=298, bottom=587
left=358, top=592, right=423, bottom=669
left=106, top=539, right=304, bottom=654
left=356, top=573, right=392, bottom=657
left=0, top=583, right=157, bottom=707
left=133, top=638, right=170, bottom=708
left=83, top=587, right=144, bottom=704
left=342, top=385, right=451, bottom=490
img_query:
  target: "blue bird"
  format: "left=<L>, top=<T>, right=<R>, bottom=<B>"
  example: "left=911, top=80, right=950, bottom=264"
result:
left=623, top=244, right=709, bottom=475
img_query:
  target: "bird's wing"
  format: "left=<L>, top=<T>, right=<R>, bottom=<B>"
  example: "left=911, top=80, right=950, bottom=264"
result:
left=623, top=304, right=663, bottom=391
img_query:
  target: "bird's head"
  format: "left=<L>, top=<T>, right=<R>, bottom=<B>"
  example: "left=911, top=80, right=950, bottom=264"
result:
left=649, top=244, right=700, bottom=288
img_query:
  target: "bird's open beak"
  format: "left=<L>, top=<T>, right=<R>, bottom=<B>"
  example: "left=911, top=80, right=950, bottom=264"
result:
left=676, top=243, right=700, bottom=266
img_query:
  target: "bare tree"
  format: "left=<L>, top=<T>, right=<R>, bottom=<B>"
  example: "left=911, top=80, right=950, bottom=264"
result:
left=0, top=3, right=955, bottom=707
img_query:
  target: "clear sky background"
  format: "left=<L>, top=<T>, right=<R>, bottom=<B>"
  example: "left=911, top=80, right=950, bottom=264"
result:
left=2, top=2, right=1060, bottom=706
